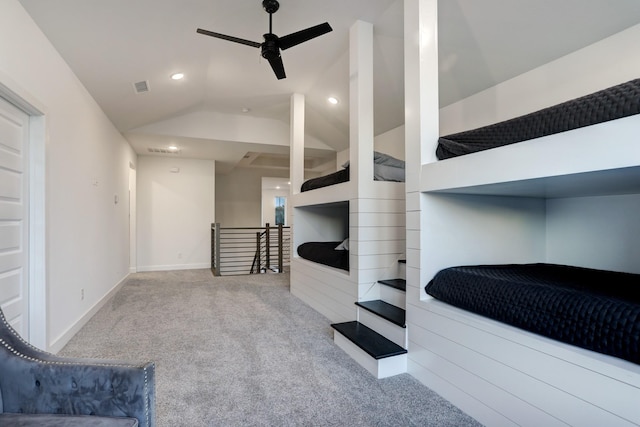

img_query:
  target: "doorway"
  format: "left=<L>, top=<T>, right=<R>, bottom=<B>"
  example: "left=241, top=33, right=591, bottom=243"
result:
left=0, top=79, right=47, bottom=348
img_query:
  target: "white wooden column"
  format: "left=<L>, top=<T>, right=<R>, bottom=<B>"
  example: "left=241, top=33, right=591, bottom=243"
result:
left=349, top=20, right=374, bottom=195
left=349, top=20, right=374, bottom=286
left=290, top=93, right=305, bottom=196
left=404, top=0, right=439, bottom=297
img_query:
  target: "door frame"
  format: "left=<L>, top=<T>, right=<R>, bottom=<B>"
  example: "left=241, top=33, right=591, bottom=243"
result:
left=0, top=72, right=47, bottom=349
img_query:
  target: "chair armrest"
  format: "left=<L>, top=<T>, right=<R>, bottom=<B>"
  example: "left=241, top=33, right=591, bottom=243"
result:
left=0, top=337, right=156, bottom=427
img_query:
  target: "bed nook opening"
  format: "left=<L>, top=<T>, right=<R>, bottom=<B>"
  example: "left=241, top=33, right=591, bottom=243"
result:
left=293, top=201, right=350, bottom=272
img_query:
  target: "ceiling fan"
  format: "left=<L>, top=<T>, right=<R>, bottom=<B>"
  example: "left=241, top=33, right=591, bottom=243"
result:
left=197, top=0, right=332, bottom=80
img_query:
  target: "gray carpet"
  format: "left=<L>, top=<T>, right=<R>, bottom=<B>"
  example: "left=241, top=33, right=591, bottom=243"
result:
left=60, top=269, right=482, bottom=427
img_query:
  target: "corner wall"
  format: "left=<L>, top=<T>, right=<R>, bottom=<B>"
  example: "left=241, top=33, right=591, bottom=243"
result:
left=136, top=156, right=215, bottom=271
left=216, top=167, right=289, bottom=227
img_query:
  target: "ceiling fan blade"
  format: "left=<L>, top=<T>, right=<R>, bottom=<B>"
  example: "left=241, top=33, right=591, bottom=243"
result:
left=278, top=22, right=332, bottom=50
left=266, top=54, right=286, bottom=80
left=196, top=28, right=262, bottom=48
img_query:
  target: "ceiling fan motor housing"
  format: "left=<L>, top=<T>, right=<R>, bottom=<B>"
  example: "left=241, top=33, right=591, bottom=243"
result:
left=261, top=33, right=280, bottom=60
left=262, top=0, right=280, bottom=14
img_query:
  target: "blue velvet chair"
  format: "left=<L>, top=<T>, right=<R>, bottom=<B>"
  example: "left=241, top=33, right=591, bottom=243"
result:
left=0, top=308, right=156, bottom=426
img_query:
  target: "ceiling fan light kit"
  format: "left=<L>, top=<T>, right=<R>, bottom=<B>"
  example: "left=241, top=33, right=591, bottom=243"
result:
left=197, top=0, right=332, bottom=79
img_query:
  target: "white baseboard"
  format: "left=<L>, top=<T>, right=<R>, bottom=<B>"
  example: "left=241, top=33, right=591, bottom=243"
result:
left=48, top=273, right=130, bottom=354
left=136, top=262, right=210, bottom=272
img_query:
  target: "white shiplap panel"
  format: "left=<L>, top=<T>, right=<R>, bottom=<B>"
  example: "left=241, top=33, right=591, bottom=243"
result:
left=351, top=240, right=405, bottom=256
left=407, top=300, right=640, bottom=426
left=352, top=254, right=402, bottom=270
left=409, top=326, right=607, bottom=427
left=352, top=198, right=405, bottom=213
left=290, top=181, right=353, bottom=208
left=407, top=342, right=521, bottom=427
left=359, top=182, right=405, bottom=200
left=350, top=212, right=405, bottom=227
left=352, top=226, right=405, bottom=241
left=356, top=267, right=398, bottom=284
left=290, top=258, right=356, bottom=322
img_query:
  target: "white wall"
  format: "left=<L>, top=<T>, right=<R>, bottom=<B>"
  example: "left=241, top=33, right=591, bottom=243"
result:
left=136, top=156, right=215, bottom=271
left=335, top=124, right=406, bottom=171
left=546, top=194, right=640, bottom=274
left=375, top=124, right=405, bottom=161
left=439, top=23, right=640, bottom=134
left=1, top=0, right=137, bottom=351
left=216, top=167, right=289, bottom=227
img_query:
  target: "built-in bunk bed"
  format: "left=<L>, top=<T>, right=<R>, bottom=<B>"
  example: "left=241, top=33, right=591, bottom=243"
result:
left=423, top=78, right=640, bottom=363
left=290, top=20, right=406, bottom=326
left=291, top=144, right=406, bottom=323
left=414, top=72, right=640, bottom=425
left=296, top=151, right=405, bottom=271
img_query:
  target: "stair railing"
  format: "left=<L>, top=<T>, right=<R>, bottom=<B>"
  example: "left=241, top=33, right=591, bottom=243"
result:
left=211, top=223, right=290, bottom=276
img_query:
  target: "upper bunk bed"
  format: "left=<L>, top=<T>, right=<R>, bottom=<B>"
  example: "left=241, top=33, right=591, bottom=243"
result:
left=295, top=150, right=406, bottom=206
left=421, top=78, right=640, bottom=197
left=300, top=151, right=406, bottom=192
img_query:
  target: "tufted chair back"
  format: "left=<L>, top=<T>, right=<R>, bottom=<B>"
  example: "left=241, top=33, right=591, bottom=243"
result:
left=0, top=308, right=156, bottom=426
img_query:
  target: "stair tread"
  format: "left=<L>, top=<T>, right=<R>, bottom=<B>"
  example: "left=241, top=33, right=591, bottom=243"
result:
left=356, top=300, right=406, bottom=327
left=331, top=321, right=407, bottom=359
left=398, top=259, right=406, bottom=264
left=378, top=278, right=406, bottom=292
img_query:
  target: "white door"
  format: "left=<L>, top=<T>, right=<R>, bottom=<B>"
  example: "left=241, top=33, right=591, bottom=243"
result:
left=0, top=96, right=30, bottom=339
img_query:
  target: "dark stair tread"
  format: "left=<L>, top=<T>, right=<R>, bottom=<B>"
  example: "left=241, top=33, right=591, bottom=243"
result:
left=398, top=259, right=406, bottom=264
left=331, top=321, right=407, bottom=359
left=356, top=300, right=406, bottom=327
left=378, top=278, right=406, bottom=292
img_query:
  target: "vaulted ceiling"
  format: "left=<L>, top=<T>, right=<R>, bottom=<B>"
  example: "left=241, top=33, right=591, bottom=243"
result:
left=18, top=0, right=640, bottom=173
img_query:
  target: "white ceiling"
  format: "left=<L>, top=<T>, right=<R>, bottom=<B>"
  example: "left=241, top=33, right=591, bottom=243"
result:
left=18, top=0, right=640, bottom=173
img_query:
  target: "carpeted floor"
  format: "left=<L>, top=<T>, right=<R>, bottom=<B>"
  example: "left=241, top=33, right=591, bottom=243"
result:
left=60, top=269, right=482, bottom=427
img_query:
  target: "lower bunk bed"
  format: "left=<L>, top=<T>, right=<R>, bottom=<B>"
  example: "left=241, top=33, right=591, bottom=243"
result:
left=425, top=263, right=639, bottom=365
left=297, top=240, right=349, bottom=271
left=416, top=263, right=640, bottom=426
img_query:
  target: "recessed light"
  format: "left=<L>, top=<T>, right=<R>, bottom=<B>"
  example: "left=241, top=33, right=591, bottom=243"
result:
left=171, top=73, right=184, bottom=80
left=242, top=107, right=251, bottom=113
left=168, top=145, right=179, bottom=151
left=328, top=97, right=339, bottom=105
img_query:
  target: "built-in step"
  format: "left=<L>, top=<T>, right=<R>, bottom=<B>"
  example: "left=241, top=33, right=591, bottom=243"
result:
left=356, top=300, right=406, bottom=327
left=331, top=321, right=407, bottom=378
left=331, top=321, right=407, bottom=359
left=378, top=278, right=406, bottom=292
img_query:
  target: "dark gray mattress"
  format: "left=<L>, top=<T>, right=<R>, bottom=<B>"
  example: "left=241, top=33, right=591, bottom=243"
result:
left=301, top=167, right=349, bottom=192
left=297, top=241, right=349, bottom=271
left=425, top=263, right=640, bottom=364
left=437, top=78, right=640, bottom=159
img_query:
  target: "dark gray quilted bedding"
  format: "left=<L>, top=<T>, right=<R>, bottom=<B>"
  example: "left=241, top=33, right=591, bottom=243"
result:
left=437, top=78, right=640, bottom=159
left=425, top=263, right=640, bottom=364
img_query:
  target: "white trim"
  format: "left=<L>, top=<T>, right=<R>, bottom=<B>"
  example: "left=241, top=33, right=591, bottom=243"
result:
left=136, top=263, right=211, bottom=272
